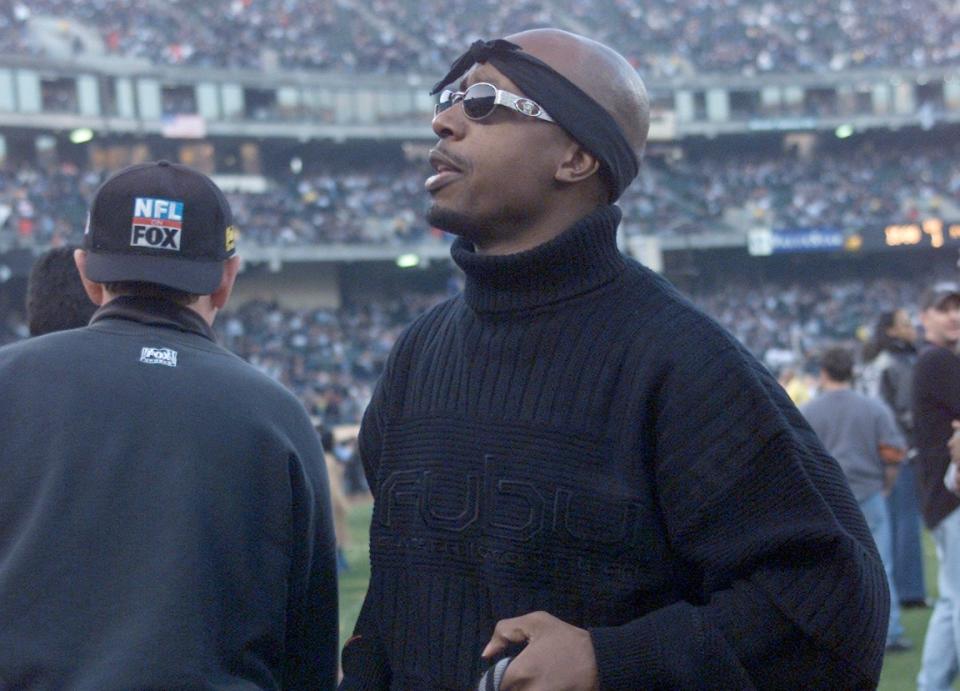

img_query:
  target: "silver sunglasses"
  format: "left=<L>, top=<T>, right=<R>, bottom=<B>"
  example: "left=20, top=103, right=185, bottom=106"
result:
left=434, top=82, right=555, bottom=123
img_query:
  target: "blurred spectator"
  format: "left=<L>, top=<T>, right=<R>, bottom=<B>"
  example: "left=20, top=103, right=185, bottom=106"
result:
left=801, top=346, right=910, bottom=652
left=861, top=309, right=927, bottom=607
left=914, top=284, right=960, bottom=688
left=26, top=246, right=97, bottom=335
left=777, top=367, right=812, bottom=406
left=317, top=425, right=350, bottom=571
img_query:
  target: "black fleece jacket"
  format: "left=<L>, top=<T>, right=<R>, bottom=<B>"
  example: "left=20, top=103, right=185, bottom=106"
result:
left=0, top=296, right=337, bottom=690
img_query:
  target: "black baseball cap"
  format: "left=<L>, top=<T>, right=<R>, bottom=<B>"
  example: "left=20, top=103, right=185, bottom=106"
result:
left=920, top=282, right=960, bottom=311
left=82, top=160, right=237, bottom=294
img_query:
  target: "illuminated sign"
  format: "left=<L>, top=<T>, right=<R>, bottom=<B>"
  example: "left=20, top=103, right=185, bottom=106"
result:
left=748, top=227, right=846, bottom=256
left=748, top=218, right=960, bottom=255
left=882, top=218, right=960, bottom=249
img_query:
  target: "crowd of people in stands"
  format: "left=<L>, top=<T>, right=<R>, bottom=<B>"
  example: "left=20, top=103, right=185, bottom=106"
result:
left=0, top=274, right=940, bottom=427
left=2, top=0, right=958, bottom=77
left=231, top=166, right=436, bottom=246
left=215, top=293, right=446, bottom=425
left=697, top=278, right=921, bottom=371
left=1, top=136, right=957, bottom=249
left=654, top=138, right=960, bottom=234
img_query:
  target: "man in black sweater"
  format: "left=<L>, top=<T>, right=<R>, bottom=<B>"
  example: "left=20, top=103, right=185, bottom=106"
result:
left=914, top=284, right=960, bottom=690
left=0, top=161, right=338, bottom=689
left=341, top=29, right=888, bottom=690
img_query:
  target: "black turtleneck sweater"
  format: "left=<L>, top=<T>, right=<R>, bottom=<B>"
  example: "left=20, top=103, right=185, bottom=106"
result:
left=0, top=296, right=338, bottom=690
left=340, top=206, right=887, bottom=690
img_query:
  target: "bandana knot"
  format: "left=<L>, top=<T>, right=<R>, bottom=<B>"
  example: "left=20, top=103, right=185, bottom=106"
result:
left=430, top=39, right=521, bottom=95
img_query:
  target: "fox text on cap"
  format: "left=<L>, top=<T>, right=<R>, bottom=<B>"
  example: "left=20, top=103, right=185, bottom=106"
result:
left=130, top=197, right=184, bottom=251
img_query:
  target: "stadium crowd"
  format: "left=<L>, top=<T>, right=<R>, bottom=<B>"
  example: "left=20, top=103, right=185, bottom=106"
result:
left=2, top=0, right=958, bottom=77
left=1, top=136, right=958, bottom=249
left=0, top=275, right=938, bottom=427
left=650, top=138, right=960, bottom=234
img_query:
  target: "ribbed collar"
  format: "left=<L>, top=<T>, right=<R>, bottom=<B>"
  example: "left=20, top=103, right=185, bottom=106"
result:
left=90, top=295, right=217, bottom=342
left=451, top=205, right=627, bottom=313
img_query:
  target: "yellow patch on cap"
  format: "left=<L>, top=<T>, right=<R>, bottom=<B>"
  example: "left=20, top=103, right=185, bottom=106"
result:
left=225, top=224, right=238, bottom=252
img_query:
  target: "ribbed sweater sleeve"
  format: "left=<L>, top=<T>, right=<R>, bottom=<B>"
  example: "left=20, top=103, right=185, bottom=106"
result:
left=590, top=318, right=888, bottom=689
left=340, top=586, right=391, bottom=690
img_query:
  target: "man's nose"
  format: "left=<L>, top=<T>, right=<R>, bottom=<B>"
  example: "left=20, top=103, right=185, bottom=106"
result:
left=432, top=103, right=468, bottom=140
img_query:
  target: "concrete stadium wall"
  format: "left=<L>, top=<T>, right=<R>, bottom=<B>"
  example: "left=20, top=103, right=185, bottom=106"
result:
left=232, top=258, right=456, bottom=310
left=232, top=261, right=342, bottom=309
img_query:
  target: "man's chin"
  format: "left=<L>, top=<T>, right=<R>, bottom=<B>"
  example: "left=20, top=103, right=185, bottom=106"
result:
left=426, top=204, right=478, bottom=238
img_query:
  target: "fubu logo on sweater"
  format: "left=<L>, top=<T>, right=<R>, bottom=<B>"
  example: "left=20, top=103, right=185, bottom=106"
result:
left=372, top=453, right=656, bottom=586
left=376, top=454, right=644, bottom=546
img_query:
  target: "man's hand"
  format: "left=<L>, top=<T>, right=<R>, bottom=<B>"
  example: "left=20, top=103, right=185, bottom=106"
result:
left=482, top=611, right=599, bottom=691
left=949, top=420, right=960, bottom=465
left=878, top=443, right=905, bottom=496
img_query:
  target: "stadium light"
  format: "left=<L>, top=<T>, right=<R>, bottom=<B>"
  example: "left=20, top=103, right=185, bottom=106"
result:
left=396, top=253, right=420, bottom=268
left=834, top=124, right=854, bottom=139
left=69, top=128, right=94, bottom=144
left=290, top=156, right=303, bottom=174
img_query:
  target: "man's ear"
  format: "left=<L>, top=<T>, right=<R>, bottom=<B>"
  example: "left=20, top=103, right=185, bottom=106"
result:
left=73, top=249, right=107, bottom=306
left=554, top=142, right=601, bottom=184
left=210, top=256, right=241, bottom=311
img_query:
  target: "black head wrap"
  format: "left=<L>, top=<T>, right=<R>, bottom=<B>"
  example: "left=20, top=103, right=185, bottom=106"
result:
left=431, top=38, right=639, bottom=202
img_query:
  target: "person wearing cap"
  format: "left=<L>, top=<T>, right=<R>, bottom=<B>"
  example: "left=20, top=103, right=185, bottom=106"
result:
left=0, top=161, right=338, bottom=689
left=914, top=283, right=960, bottom=691
left=341, top=29, right=887, bottom=691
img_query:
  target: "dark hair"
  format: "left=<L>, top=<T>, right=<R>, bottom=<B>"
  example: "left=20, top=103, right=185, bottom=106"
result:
left=26, top=246, right=98, bottom=336
left=820, top=346, right=854, bottom=383
left=320, top=429, right=335, bottom=453
left=102, top=281, right=199, bottom=305
left=862, top=311, right=898, bottom=362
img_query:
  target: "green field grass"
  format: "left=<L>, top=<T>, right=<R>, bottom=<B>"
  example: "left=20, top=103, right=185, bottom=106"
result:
left=338, top=501, right=374, bottom=643
left=338, top=500, right=951, bottom=689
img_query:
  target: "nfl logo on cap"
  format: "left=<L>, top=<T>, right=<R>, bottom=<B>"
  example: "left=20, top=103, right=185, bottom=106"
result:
left=82, top=160, right=236, bottom=295
left=131, top=197, right=184, bottom=251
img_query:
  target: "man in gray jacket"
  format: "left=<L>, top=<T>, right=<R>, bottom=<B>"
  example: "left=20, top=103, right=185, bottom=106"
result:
left=802, top=346, right=908, bottom=652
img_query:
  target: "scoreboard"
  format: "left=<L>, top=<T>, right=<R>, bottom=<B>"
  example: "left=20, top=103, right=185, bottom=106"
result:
left=750, top=218, right=960, bottom=255
left=876, top=218, right=960, bottom=250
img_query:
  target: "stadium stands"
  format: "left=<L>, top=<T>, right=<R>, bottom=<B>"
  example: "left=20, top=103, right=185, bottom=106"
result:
left=0, top=2, right=957, bottom=434
left=0, top=275, right=941, bottom=426
left=4, top=0, right=959, bottom=76
left=1, top=134, right=957, bottom=249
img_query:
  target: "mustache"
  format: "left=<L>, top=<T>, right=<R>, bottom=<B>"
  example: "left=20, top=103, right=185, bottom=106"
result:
left=429, top=146, right=470, bottom=174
